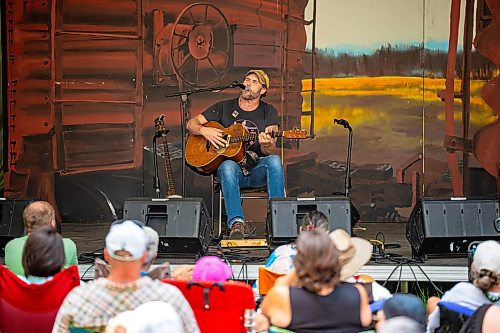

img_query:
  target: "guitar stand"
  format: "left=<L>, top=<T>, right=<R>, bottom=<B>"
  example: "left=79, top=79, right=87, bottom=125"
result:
left=164, top=81, right=241, bottom=197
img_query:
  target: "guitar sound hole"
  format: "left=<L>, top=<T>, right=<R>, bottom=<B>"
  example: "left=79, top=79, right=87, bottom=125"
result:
left=205, top=141, right=210, bottom=152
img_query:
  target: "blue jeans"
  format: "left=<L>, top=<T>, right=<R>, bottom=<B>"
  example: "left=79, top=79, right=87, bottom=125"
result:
left=217, top=155, right=285, bottom=228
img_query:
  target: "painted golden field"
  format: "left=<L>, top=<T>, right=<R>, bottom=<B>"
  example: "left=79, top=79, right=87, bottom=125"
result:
left=302, top=76, right=496, bottom=132
left=298, top=76, right=497, bottom=166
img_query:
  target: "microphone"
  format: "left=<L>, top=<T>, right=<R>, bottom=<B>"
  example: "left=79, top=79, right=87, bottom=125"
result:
left=334, top=118, right=351, bottom=129
left=232, top=81, right=247, bottom=90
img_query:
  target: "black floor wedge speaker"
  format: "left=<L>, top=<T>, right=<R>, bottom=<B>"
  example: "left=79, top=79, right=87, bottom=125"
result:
left=406, top=198, right=500, bottom=258
left=266, top=197, right=352, bottom=248
left=0, top=198, right=34, bottom=253
left=123, top=197, right=212, bottom=256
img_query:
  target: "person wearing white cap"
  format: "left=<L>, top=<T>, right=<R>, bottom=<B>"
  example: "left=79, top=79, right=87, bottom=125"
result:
left=426, top=240, right=500, bottom=333
left=187, top=69, right=285, bottom=239
left=52, top=220, right=199, bottom=333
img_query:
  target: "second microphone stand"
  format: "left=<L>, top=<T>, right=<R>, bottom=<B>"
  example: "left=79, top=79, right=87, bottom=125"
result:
left=334, top=118, right=353, bottom=197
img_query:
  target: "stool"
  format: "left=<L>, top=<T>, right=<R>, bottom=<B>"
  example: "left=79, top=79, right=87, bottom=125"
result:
left=212, top=175, right=269, bottom=238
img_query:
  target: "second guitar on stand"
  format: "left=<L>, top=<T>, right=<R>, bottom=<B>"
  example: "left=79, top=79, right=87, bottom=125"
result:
left=154, top=115, right=181, bottom=198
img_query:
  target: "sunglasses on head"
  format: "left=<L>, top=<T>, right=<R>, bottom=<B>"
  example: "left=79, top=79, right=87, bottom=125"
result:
left=111, top=219, right=145, bottom=228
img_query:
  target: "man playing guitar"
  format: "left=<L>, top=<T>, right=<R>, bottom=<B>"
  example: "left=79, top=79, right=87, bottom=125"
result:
left=187, top=70, right=285, bottom=239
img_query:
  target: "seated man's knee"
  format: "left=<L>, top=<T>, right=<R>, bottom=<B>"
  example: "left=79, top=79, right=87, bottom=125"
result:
left=266, top=155, right=283, bottom=171
left=218, top=160, right=240, bottom=178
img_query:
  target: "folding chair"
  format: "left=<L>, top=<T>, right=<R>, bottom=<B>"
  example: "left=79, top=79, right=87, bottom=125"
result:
left=258, top=267, right=284, bottom=296
left=0, top=265, right=80, bottom=333
left=435, top=301, right=475, bottom=333
left=163, top=279, right=256, bottom=333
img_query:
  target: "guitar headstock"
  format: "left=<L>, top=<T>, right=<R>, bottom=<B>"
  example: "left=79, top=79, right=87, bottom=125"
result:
left=283, top=128, right=308, bottom=139
left=154, top=114, right=169, bottom=135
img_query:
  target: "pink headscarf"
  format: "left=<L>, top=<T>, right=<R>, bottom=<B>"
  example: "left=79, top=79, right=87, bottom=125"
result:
left=192, top=256, right=232, bottom=282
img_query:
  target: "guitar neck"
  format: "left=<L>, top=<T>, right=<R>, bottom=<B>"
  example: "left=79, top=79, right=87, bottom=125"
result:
left=160, top=135, right=176, bottom=197
left=228, top=131, right=284, bottom=143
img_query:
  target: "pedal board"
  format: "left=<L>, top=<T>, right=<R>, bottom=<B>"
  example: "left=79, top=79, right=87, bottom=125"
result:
left=220, top=239, right=268, bottom=248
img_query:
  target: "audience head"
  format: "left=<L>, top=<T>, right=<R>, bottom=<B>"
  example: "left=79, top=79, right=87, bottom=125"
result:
left=192, top=256, right=232, bottom=282
left=143, top=226, right=159, bottom=269
left=23, top=201, right=56, bottom=234
left=329, top=228, right=372, bottom=281
left=300, top=210, right=329, bottom=233
left=106, top=301, right=182, bottom=333
left=377, top=316, right=424, bottom=333
left=105, top=219, right=147, bottom=265
left=470, top=240, right=500, bottom=292
left=376, top=293, right=426, bottom=329
left=22, top=225, right=65, bottom=277
left=293, top=229, right=341, bottom=293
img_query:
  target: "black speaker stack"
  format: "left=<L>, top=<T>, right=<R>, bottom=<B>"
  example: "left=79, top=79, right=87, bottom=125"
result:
left=123, top=197, right=212, bottom=256
left=406, top=198, right=500, bottom=258
left=266, top=196, right=354, bottom=248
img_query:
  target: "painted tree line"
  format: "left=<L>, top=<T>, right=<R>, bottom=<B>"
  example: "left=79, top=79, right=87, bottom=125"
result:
left=306, top=44, right=494, bottom=79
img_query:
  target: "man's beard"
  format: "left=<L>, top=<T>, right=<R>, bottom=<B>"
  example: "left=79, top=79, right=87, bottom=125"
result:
left=240, top=89, right=261, bottom=100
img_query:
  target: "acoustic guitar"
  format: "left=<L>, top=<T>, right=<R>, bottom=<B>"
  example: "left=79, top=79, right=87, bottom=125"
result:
left=185, top=121, right=308, bottom=174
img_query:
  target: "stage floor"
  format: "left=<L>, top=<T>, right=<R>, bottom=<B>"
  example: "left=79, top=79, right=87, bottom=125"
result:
left=1, top=222, right=469, bottom=283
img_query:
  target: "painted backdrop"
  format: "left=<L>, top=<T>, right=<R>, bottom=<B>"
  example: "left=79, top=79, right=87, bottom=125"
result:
left=3, top=0, right=498, bottom=223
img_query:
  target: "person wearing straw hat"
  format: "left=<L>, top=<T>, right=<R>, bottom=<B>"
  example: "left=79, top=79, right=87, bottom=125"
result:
left=187, top=69, right=285, bottom=239
left=256, top=230, right=372, bottom=333
left=329, top=229, right=391, bottom=302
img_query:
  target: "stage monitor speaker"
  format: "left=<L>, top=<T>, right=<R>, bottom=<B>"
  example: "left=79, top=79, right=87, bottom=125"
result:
left=406, top=198, right=500, bottom=258
left=266, top=197, right=352, bottom=248
left=123, top=197, right=212, bottom=256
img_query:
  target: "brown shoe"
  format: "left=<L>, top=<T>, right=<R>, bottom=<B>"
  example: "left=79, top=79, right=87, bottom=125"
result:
left=229, top=221, right=245, bottom=239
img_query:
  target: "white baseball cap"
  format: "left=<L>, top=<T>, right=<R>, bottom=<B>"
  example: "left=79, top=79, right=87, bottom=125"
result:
left=105, top=220, right=147, bottom=261
left=473, top=240, right=500, bottom=273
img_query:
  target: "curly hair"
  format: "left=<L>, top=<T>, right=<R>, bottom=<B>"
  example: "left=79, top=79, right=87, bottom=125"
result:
left=470, top=266, right=499, bottom=292
left=293, top=229, right=341, bottom=293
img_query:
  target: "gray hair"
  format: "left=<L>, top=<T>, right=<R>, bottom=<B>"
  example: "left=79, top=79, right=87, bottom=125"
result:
left=143, top=226, right=159, bottom=268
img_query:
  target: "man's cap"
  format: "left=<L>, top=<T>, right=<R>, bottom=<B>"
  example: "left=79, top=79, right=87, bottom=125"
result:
left=192, top=256, right=232, bottom=282
left=246, top=69, right=270, bottom=88
left=329, top=228, right=372, bottom=281
left=381, top=293, right=426, bottom=325
left=105, top=219, right=147, bottom=262
left=473, top=240, right=500, bottom=273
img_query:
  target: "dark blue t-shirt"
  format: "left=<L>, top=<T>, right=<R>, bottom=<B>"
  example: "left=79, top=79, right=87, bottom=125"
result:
left=202, top=98, right=280, bottom=157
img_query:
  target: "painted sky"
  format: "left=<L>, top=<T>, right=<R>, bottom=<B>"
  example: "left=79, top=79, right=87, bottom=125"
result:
left=305, top=0, right=467, bottom=54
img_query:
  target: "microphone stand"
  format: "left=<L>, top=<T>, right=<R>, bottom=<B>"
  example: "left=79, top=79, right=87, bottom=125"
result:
left=334, top=119, right=353, bottom=197
left=164, top=82, right=240, bottom=197
left=152, top=131, right=161, bottom=198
